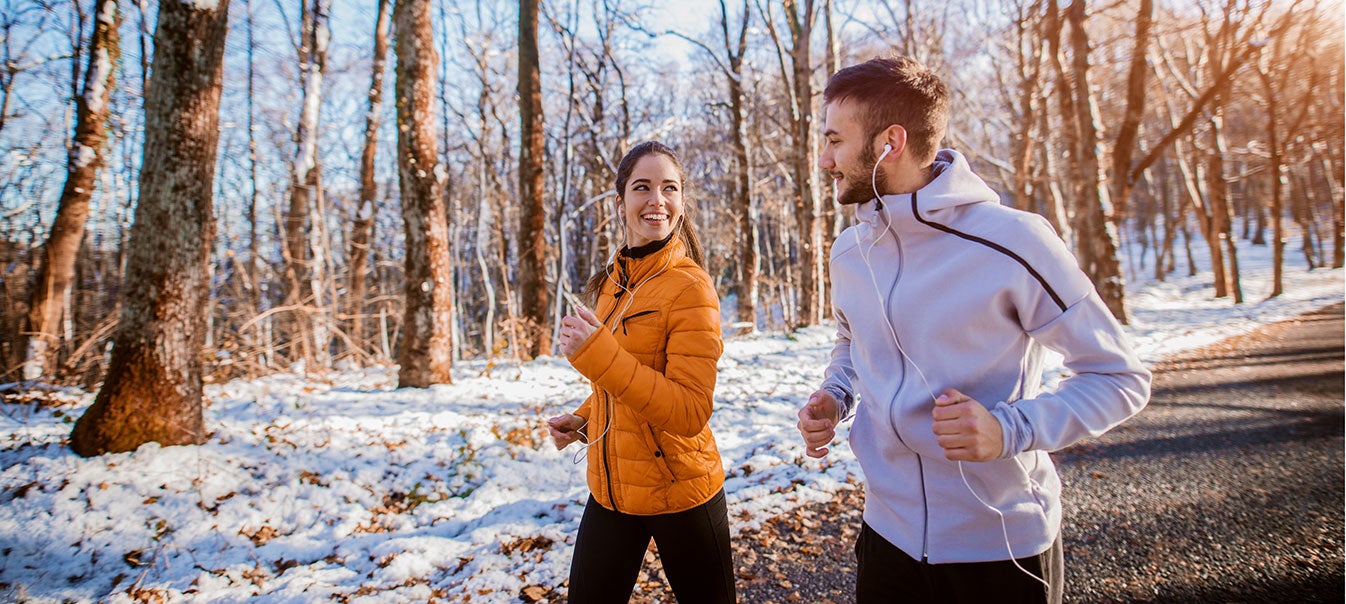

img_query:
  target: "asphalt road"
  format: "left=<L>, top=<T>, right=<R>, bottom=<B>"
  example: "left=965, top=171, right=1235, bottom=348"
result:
left=696, top=302, right=1345, bottom=604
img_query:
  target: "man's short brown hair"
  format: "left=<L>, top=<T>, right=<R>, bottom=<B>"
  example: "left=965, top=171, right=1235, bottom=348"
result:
left=823, top=57, right=949, bottom=165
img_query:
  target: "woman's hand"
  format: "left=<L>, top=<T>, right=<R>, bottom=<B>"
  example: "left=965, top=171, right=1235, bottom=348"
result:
left=558, top=306, right=602, bottom=357
left=547, top=414, right=587, bottom=450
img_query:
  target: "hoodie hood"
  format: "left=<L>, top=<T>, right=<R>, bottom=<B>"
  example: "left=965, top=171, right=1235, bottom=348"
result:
left=854, top=149, right=1001, bottom=228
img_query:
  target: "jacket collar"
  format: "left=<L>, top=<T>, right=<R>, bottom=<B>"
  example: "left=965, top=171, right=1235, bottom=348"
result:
left=614, top=234, right=684, bottom=290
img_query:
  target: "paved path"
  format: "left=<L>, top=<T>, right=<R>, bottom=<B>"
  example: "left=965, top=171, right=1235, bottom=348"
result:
left=696, top=302, right=1345, bottom=603
left=1055, top=302, right=1344, bottom=603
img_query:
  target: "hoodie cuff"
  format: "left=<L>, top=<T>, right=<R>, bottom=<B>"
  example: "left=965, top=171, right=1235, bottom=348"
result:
left=822, top=384, right=855, bottom=422
left=991, top=401, right=1033, bottom=459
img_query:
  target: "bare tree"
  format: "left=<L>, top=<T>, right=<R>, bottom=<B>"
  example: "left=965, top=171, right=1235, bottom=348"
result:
left=280, top=0, right=333, bottom=368
left=668, top=0, right=757, bottom=334
left=1254, top=1, right=1318, bottom=298
left=517, top=0, right=549, bottom=359
left=1107, top=0, right=1154, bottom=219
left=394, top=0, right=453, bottom=387
left=21, top=0, right=119, bottom=380
left=348, top=0, right=393, bottom=355
left=1065, top=0, right=1128, bottom=322
left=760, top=0, right=822, bottom=327
left=70, top=0, right=230, bottom=456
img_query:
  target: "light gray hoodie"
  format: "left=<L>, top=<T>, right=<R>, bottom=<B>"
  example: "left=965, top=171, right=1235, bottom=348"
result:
left=821, top=149, right=1151, bottom=564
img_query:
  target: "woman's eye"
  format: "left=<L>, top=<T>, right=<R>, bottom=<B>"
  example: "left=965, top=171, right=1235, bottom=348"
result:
left=664, top=185, right=678, bottom=192
left=634, top=184, right=648, bottom=191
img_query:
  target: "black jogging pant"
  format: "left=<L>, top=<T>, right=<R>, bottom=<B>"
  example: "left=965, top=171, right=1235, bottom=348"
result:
left=567, top=489, right=734, bottom=603
left=855, top=521, right=1064, bottom=604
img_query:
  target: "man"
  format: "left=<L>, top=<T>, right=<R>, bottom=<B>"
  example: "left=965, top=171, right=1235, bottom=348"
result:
left=796, top=56, right=1151, bottom=603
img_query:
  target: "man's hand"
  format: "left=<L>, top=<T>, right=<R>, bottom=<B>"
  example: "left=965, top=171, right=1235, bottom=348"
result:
left=931, top=388, right=1003, bottom=462
left=797, top=390, right=840, bottom=458
left=547, top=414, right=587, bottom=450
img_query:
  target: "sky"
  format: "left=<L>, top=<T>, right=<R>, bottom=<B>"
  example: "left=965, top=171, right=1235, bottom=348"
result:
left=1, top=230, right=1342, bottom=602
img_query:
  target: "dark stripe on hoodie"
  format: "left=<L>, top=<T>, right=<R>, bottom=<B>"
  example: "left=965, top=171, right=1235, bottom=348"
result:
left=908, top=192, right=1068, bottom=312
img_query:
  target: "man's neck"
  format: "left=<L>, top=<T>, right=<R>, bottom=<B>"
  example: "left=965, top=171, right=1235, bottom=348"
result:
left=880, top=162, right=936, bottom=197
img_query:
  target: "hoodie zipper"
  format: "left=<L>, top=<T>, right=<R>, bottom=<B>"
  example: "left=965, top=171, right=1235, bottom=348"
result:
left=875, top=200, right=933, bottom=561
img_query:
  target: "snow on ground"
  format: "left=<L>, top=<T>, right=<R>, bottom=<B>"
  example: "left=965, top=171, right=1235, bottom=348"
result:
left=1, top=237, right=1341, bottom=603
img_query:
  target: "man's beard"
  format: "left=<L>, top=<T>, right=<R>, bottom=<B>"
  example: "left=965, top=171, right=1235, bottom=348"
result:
left=832, top=145, right=888, bottom=206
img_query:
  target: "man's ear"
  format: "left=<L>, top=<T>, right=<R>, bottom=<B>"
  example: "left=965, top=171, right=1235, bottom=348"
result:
left=880, top=124, right=908, bottom=161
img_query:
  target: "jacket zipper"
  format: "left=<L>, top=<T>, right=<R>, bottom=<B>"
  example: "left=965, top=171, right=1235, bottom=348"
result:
left=599, top=288, right=624, bottom=512
left=601, top=391, right=617, bottom=511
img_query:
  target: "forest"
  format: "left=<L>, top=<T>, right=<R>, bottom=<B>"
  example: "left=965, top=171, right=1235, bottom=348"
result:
left=0, top=0, right=1342, bottom=455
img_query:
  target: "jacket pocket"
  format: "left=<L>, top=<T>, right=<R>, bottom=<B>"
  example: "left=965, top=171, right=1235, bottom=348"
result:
left=621, top=309, right=659, bottom=335
left=646, top=426, right=678, bottom=483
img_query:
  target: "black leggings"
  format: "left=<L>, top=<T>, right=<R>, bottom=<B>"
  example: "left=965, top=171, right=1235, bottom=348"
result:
left=568, top=489, right=735, bottom=603
left=855, top=521, right=1063, bottom=604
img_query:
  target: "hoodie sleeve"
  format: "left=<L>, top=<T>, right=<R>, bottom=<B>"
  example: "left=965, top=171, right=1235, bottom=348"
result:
left=568, top=275, right=722, bottom=438
left=820, top=305, right=859, bottom=421
left=991, top=289, right=1152, bottom=457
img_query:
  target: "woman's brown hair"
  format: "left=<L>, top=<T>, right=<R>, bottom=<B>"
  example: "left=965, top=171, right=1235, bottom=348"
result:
left=581, top=141, right=705, bottom=303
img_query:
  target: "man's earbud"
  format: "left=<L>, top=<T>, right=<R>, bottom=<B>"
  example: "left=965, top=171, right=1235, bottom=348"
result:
left=879, top=143, right=893, bottom=161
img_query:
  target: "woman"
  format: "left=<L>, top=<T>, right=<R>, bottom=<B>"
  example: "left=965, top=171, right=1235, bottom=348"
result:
left=549, top=141, right=734, bottom=603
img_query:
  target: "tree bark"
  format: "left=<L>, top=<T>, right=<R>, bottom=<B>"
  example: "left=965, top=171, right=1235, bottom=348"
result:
left=784, top=0, right=821, bottom=327
left=1108, top=0, right=1153, bottom=219
left=1205, top=101, right=1241, bottom=302
left=394, top=0, right=453, bottom=387
left=70, top=0, right=229, bottom=456
left=1010, top=0, right=1043, bottom=213
left=518, top=0, right=549, bottom=358
left=283, top=0, right=332, bottom=368
left=22, top=0, right=120, bottom=381
left=349, top=0, right=392, bottom=356
left=1066, top=0, right=1129, bottom=323
left=728, top=2, right=757, bottom=335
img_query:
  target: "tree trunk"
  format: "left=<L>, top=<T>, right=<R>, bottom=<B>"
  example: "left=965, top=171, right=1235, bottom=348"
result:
left=1044, top=0, right=1077, bottom=245
left=394, top=0, right=453, bottom=387
left=785, top=0, right=820, bottom=327
left=349, top=0, right=392, bottom=357
left=1205, top=105, right=1241, bottom=302
left=726, top=1, right=756, bottom=334
left=22, top=0, right=120, bottom=381
left=1066, top=1, right=1128, bottom=323
left=70, top=0, right=229, bottom=456
left=1010, top=0, right=1043, bottom=212
left=283, top=0, right=332, bottom=368
left=1261, top=70, right=1285, bottom=298
left=1324, top=154, right=1344, bottom=268
left=518, top=0, right=549, bottom=358
left=1108, top=0, right=1153, bottom=219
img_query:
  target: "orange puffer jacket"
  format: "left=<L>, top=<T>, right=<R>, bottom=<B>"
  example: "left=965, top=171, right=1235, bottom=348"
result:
left=568, top=236, right=725, bottom=516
